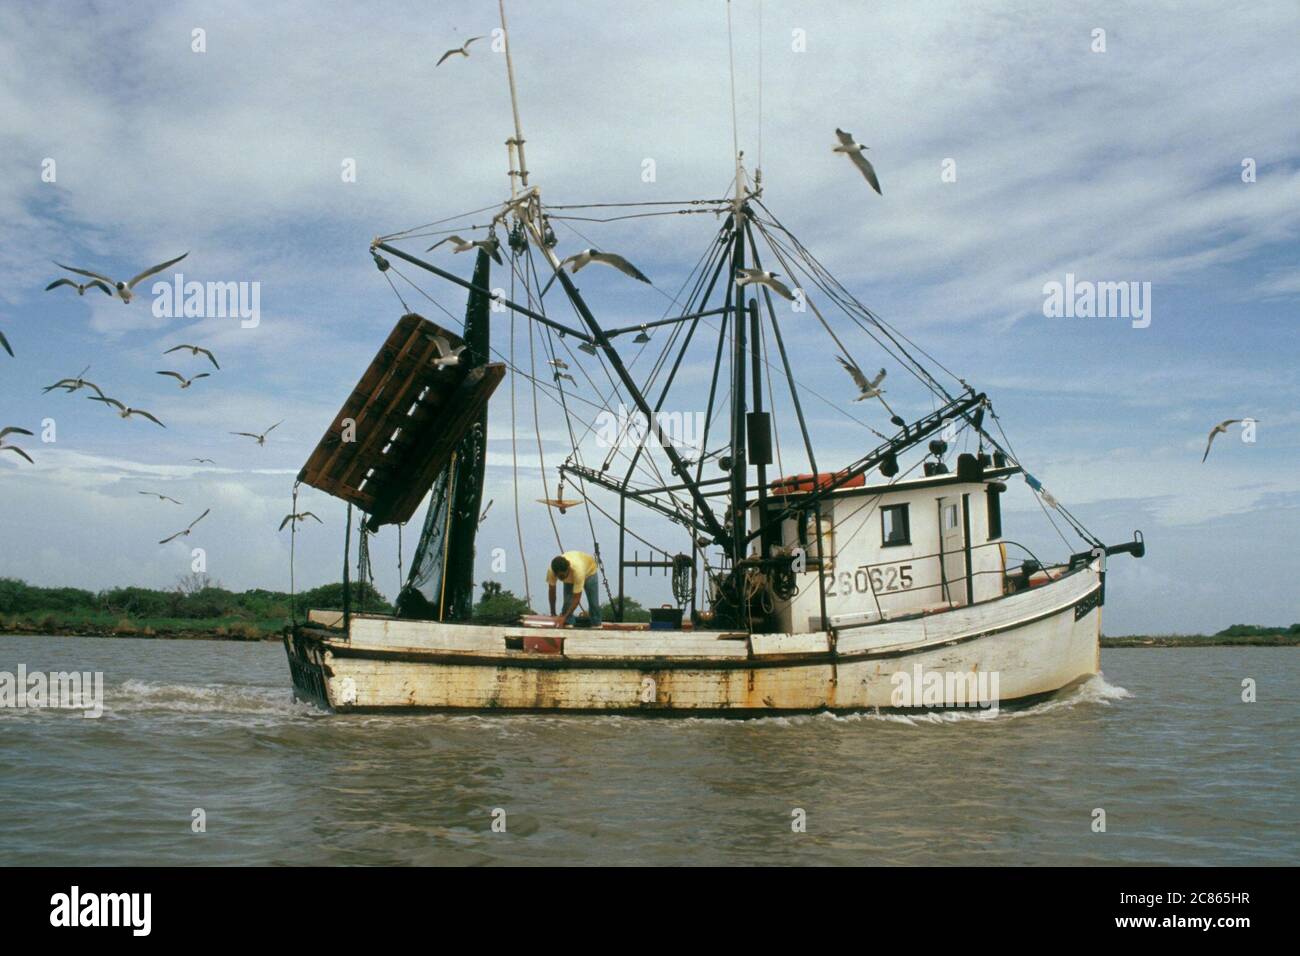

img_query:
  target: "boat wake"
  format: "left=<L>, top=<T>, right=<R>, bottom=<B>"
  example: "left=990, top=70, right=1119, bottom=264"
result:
left=107, top=679, right=320, bottom=720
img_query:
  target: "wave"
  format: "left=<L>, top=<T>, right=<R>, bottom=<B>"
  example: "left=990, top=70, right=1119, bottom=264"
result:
left=108, top=679, right=320, bottom=719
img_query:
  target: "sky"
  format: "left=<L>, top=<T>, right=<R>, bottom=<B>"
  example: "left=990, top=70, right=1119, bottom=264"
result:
left=0, top=0, right=1296, bottom=634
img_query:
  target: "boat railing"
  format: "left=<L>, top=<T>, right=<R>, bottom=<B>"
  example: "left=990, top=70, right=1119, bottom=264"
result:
left=844, top=539, right=1054, bottom=622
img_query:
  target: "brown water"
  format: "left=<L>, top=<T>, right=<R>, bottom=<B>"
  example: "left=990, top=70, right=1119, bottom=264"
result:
left=0, top=635, right=1295, bottom=865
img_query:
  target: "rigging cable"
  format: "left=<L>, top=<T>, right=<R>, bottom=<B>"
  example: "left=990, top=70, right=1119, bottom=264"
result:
left=508, top=296, right=532, bottom=605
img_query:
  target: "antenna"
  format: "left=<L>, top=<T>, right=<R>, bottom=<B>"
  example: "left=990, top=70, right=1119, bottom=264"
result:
left=498, top=0, right=529, bottom=190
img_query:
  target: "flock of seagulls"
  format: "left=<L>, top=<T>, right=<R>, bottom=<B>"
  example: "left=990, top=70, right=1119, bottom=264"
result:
left=10, top=250, right=314, bottom=545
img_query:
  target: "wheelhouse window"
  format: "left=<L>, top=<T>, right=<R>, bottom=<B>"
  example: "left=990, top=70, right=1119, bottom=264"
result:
left=986, top=485, right=1003, bottom=540
left=881, top=503, right=910, bottom=547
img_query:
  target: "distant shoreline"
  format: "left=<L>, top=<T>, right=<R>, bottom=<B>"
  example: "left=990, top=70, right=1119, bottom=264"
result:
left=1099, top=634, right=1299, bottom=648
left=0, top=621, right=283, bottom=643
left=2, top=621, right=1297, bottom=647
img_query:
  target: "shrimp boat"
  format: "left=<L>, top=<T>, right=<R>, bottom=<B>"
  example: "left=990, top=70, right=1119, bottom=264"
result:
left=283, top=7, right=1144, bottom=715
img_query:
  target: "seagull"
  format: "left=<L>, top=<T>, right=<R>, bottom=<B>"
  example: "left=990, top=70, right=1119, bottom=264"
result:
left=43, top=367, right=104, bottom=397
left=0, top=329, right=10, bottom=357
left=164, top=344, right=220, bottom=369
left=834, top=128, right=882, bottom=195
left=279, top=511, right=322, bottom=531
left=87, top=395, right=165, bottom=427
left=156, top=370, right=211, bottom=389
left=478, top=498, right=494, bottom=523
left=1202, top=419, right=1251, bottom=462
left=45, top=277, right=113, bottom=297
left=436, top=35, right=483, bottom=66
left=139, top=491, right=183, bottom=505
left=191, top=458, right=216, bottom=465
left=736, top=268, right=795, bottom=301
left=835, top=356, right=901, bottom=421
left=230, top=421, right=282, bottom=446
left=548, top=358, right=569, bottom=370
left=160, top=508, right=210, bottom=545
left=0, top=426, right=34, bottom=464
left=836, top=356, right=887, bottom=401
left=559, top=249, right=651, bottom=284
left=426, top=234, right=504, bottom=265
left=553, top=371, right=576, bottom=385
left=427, top=334, right=468, bottom=369
left=53, top=253, right=189, bottom=304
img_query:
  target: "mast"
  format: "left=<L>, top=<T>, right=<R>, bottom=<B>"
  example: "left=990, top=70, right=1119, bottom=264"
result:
left=499, top=0, right=529, bottom=191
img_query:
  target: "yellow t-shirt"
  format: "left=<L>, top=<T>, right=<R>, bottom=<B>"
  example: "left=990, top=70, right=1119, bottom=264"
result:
left=546, top=551, right=598, bottom=590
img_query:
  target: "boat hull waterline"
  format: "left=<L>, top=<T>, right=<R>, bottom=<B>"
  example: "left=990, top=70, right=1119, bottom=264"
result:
left=284, top=560, right=1103, bottom=715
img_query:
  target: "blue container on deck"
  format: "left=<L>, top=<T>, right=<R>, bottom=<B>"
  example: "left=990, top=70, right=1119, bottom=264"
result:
left=649, top=606, right=684, bottom=630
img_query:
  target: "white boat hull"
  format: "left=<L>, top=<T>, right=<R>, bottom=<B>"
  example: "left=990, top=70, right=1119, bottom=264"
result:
left=285, top=560, right=1103, bottom=715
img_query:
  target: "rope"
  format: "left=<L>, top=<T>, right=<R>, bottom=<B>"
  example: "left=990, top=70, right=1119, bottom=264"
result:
left=509, top=307, right=531, bottom=605
left=289, top=481, right=300, bottom=625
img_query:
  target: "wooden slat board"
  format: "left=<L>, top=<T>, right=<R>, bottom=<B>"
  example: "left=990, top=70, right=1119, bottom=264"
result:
left=297, top=312, right=505, bottom=527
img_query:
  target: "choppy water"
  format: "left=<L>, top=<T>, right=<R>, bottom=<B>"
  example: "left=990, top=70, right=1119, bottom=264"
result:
left=1, top=635, right=1295, bottom=865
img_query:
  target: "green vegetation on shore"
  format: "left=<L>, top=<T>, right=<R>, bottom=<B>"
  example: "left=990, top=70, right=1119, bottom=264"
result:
left=1101, top=624, right=1300, bottom=647
left=0, top=576, right=391, bottom=640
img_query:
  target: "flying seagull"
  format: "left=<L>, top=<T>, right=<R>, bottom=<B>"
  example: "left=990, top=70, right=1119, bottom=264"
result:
left=53, top=252, right=189, bottom=304
left=139, top=491, right=183, bottom=505
left=436, top=35, right=483, bottom=66
left=45, top=277, right=113, bottom=297
left=279, top=511, right=322, bottom=531
left=559, top=249, right=652, bottom=284
left=43, top=366, right=104, bottom=397
left=160, top=508, right=210, bottom=545
left=835, top=356, right=902, bottom=421
left=836, top=356, right=887, bottom=401
left=833, top=128, right=882, bottom=195
left=427, top=334, right=468, bottom=370
left=164, top=344, right=220, bottom=369
left=478, top=498, right=494, bottom=523
left=548, top=358, right=569, bottom=370
left=553, top=371, right=576, bottom=385
left=230, top=421, right=282, bottom=446
left=87, top=395, right=165, bottom=427
left=0, top=329, right=10, bottom=357
left=736, top=268, right=795, bottom=301
left=190, top=458, right=216, bottom=464
left=1202, top=419, right=1251, bottom=462
left=156, top=370, right=211, bottom=389
left=426, top=234, right=504, bottom=265
left=0, top=426, right=34, bottom=464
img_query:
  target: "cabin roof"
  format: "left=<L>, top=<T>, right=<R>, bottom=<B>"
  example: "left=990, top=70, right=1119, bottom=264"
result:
left=754, top=464, right=1022, bottom=507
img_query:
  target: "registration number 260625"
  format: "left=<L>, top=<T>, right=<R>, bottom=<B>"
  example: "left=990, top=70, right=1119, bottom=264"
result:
left=823, top=563, right=913, bottom=597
